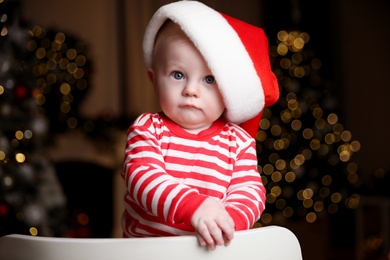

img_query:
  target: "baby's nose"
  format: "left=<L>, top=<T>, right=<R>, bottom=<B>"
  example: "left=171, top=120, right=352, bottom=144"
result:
left=182, top=81, right=200, bottom=97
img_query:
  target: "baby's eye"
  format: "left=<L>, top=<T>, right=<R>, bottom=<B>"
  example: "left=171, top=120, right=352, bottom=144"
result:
left=204, top=75, right=215, bottom=84
left=171, top=71, right=184, bottom=80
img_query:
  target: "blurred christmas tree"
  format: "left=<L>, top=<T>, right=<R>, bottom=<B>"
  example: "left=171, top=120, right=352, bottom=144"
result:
left=257, top=29, right=361, bottom=225
left=0, top=0, right=67, bottom=236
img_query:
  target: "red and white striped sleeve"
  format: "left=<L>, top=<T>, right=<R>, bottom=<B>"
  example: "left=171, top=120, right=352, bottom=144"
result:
left=223, top=126, right=266, bottom=230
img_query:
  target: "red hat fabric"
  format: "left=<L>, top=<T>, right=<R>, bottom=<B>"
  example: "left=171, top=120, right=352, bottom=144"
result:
left=143, top=0, right=279, bottom=138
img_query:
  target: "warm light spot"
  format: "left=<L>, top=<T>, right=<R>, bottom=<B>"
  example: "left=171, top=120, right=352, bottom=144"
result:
left=277, top=42, right=289, bottom=56
left=76, top=55, right=87, bottom=66
left=271, top=171, right=282, bottom=182
left=302, top=128, right=313, bottom=139
left=35, top=93, right=46, bottom=105
left=325, top=133, right=335, bottom=144
left=0, top=85, right=4, bottom=95
left=319, top=187, right=330, bottom=198
left=312, top=107, right=323, bottom=119
left=67, top=62, right=78, bottom=74
left=35, top=47, right=46, bottom=59
left=331, top=192, right=342, bottom=203
left=348, top=173, right=359, bottom=184
left=339, top=150, right=351, bottom=162
left=62, top=94, right=73, bottom=103
left=15, top=130, right=23, bottom=140
left=280, top=58, right=291, bottom=69
left=1, top=27, right=8, bottom=36
left=259, top=119, right=270, bottom=130
left=297, top=190, right=304, bottom=201
left=283, top=207, right=294, bottom=218
left=315, top=118, right=326, bottom=129
left=314, top=201, right=324, bottom=212
left=322, top=175, right=332, bottom=186
left=271, top=186, right=282, bottom=197
left=294, top=66, right=305, bottom=78
left=273, top=139, right=284, bottom=150
left=277, top=30, right=289, bottom=42
left=345, top=195, right=360, bottom=209
left=59, top=58, right=69, bottom=69
left=350, top=140, right=361, bottom=152
left=74, top=68, right=84, bottom=79
left=285, top=171, right=296, bottom=183
left=333, top=123, right=344, bottom=134
left=303, top=199, right=313, bottom=208
left=306, top=212, right=317, bottom=223
left=341, top=131, right=352, bottom=142
left=261, top=213, right=272, bottom=224
left=293, top=37, right=305, bottom=51
left=347, top=162, right=358, bottom=174
left=60, top=102, right=71, bottom=113
left=263, top=164, right=274, bottom=175
left=67, top=117, right=78, bottom=129
left=291, top=119, right=302, bottom=131
left=55, top=32, right=66, bottom=44
left=281, top=110, right=292, bottom=123
left=256, top=130, right=267, bottom=142
left=287, top=99, right=299, bottom=110
left=291, top=108, right=302, bottom=118
left=266, top=193, right=276, bottom=203
left=66, top=48, right=77, bottom=60
left=29, top=227, right=38, bottom=236
left=327, top=113, right=338, bottom=125
left=271, top=125, right=282, bottom=136
left=303, top=188, right=314, bottom=199
left=310, top=139, right=321, bottom=150
left=294, top=154, right=305, bottom=166
left=15, top=153, right=26, bottom=163
left=269, top=153, right=280, bottom=164
left=0, top=151, right=5, bottom=160
left=60, top=83, right=71, bottom=95
left=275, top=159, right=286, bottom=171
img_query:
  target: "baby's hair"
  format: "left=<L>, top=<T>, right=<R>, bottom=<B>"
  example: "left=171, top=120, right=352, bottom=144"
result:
left=151, top=19, right=193, bottom=67
left=154, top=19, right=187, bottom=44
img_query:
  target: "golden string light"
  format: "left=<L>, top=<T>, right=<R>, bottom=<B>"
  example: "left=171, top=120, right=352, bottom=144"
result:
left=27, top=25, right=91, bottom=132
left=258, top=30, right=361, bottom=224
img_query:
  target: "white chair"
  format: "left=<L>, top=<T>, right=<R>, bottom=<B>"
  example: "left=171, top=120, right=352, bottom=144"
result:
left=0, top=225, right=302, bottom=260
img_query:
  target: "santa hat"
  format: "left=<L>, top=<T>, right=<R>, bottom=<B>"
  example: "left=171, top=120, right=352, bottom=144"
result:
left=143, top=0, right=279, bottom=138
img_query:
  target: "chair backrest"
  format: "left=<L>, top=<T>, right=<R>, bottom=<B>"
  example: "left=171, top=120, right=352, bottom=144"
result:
left=0, top=225, right=302, bottom=260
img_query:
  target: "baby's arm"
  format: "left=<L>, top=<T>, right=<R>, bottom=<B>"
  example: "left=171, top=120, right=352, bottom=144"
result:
left=223, top=138, right=266, bottom=230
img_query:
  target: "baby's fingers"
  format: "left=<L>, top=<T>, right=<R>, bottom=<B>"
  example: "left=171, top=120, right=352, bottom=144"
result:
left=196, top=223, right=216, bottom=250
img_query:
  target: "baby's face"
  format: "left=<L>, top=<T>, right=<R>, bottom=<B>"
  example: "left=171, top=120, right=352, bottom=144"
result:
left=148, top=32, right=225, bottom=134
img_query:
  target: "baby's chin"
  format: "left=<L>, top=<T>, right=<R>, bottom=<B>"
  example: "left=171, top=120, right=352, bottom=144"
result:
left=178, top=121, right=213, bottom=134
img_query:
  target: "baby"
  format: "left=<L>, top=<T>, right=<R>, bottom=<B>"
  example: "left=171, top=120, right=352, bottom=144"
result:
left=122, top=0, right=279, bottom=250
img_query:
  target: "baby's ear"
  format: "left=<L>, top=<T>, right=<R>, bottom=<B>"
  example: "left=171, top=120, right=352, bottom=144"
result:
left=147, top=68, right=155, bottom=83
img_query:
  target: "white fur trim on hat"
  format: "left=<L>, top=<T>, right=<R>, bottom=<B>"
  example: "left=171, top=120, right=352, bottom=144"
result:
left=143, top=0, right=265, bottom=124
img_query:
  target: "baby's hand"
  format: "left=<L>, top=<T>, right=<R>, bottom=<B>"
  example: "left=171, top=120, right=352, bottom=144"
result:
left=190, top=198, right=235, bottom=250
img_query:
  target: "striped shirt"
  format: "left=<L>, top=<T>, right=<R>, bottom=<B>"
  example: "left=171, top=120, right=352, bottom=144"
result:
left=122, top=112, right=265, bottom=237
